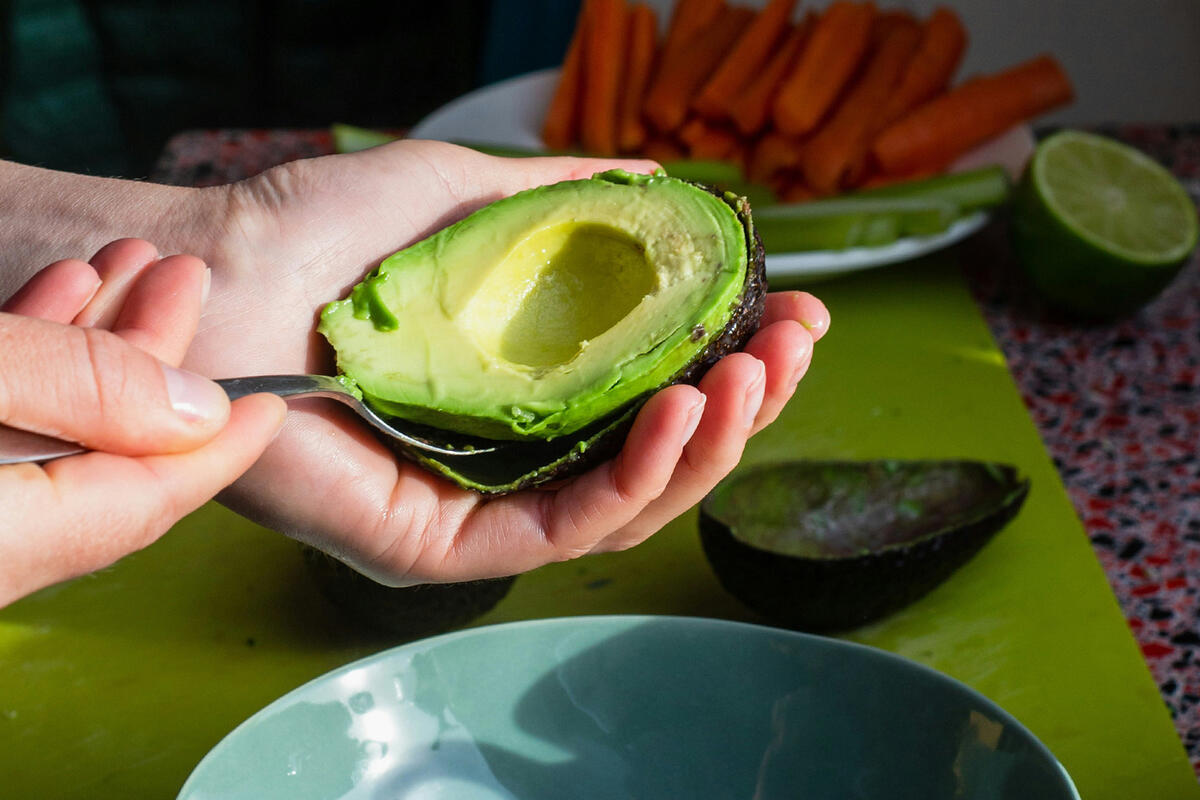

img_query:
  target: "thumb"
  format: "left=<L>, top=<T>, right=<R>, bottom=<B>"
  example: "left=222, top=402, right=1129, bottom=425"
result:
left=0, top=313, right=229, bottom=455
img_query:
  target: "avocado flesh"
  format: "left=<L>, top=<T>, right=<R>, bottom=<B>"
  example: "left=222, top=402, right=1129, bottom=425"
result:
left=394, top=188, right=764, bottom=494
left=699, top=460, right=1030, bottom=633
left=319, top=169, right=749, bottom=441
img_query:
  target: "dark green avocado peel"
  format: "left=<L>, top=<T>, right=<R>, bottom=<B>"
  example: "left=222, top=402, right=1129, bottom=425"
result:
left=301, top=546, right=516, bottom=638
left=699, top=459, right=1030, bottom=633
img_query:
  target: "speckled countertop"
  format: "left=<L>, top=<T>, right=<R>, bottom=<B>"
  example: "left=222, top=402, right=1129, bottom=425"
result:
left=963, top=123, right=1200, bottom=775
left=153, top=123, right=1200, bottom=775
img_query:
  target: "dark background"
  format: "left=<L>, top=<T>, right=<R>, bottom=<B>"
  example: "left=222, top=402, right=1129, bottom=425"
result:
left=0, top=0, right=583, bottom=177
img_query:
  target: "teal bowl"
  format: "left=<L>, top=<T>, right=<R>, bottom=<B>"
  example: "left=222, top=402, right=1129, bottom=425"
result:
left=178, top=616, right=1078, bottom=800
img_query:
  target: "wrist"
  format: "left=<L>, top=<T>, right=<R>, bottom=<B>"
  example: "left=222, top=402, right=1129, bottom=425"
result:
left=0, top=160, right=228, bottom=300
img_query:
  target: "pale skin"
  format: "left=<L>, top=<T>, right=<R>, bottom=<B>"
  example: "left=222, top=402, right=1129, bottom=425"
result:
left=0, top=140, right=829, bottom=606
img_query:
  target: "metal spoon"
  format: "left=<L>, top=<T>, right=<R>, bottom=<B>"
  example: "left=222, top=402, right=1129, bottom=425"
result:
left=0, top=374, right=494, bottom=465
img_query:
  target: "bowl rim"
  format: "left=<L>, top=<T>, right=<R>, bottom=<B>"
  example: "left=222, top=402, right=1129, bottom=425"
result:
left=177, top=614, right=1080, bottom=800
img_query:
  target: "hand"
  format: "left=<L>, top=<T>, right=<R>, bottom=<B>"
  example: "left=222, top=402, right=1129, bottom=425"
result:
left=183, top=141, right=830, bottom=585
left=0, top=240, right=285, bottom=607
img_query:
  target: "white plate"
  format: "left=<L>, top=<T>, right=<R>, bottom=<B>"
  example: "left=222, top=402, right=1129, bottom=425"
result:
left=410, top=68, right=1035, bottom=282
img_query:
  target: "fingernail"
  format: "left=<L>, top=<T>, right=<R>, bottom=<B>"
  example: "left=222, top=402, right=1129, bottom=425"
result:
left=788, top=344, right=814, bottom=391
left=743, top=365, right=766, bottom=429
left=200, top=267, right=212, bottom=308
left=800, top=314, right=828, bottom=337
left=681, top=395, right=706, bottom=444
left=162, top=364, right=226, bottom=423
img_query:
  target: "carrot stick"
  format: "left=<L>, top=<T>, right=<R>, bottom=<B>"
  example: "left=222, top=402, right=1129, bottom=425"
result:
left=778, top=178, right=818, bottom=203
left=617, top=4, right=659, bottom=153
left=642, top=6, right=754, bottom=134
left=772, top=1, right=876, bottom=136
left=878, top=6, right=968, bottom=127
left=678, top=117, right=740, bottom=160
left=872, top=54, right=1075, bottom=175
left=827, top=14, right=925, bottom=189
left=728, top=15, right=813, bottom=137
left=661, top=0, right=726, bottom=61
left=541, top=2, right=591, bottom=149
left=801, top=18, right=922, bottom=193
left=691, top=0, right=798, bottom=120
left=579, top=0, right=629, bottom=156
left=650, top=1, right=726, bottom=128
left=748, top=129, right=804, bottom=184
left=872, top=8, right=918, bottom=40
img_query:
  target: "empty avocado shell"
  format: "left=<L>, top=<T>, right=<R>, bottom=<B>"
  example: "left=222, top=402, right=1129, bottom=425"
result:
left=301, top=546, right=516, bottom=639
left=699, top=459, right=1030, bottom=633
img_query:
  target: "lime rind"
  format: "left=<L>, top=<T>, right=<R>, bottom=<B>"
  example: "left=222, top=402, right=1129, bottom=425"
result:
left=1032, top=130, right=1198, bottom=265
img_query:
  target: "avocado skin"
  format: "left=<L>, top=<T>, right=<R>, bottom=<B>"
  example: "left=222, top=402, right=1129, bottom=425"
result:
left=301, top=546, right=516, bottom=638
left=384, top=184, right=767, bottom=495
left=698, top=462, right=1029, bottom=633
left=670, top=191, right=767, bottom=395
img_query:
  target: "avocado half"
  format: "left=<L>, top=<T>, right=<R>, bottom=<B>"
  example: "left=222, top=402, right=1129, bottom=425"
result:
left=699, top=459, right=1030, bottom=633
left=319, top=169, right=766, bottom=493
left=301, top=546, right=516, bottom=639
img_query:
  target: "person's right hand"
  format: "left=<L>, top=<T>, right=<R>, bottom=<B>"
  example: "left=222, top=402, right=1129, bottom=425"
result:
left=0, top=240, right=286, bottom=608
left=174, top=141, right=830, bottom=587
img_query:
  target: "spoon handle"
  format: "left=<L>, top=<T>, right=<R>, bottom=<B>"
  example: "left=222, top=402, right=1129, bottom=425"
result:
left=216, top=374, right=349, bottom=400
left=0, top=426, right=85, bottom=465
left=0, top=376, right=347, bottom=465
left=0, top=374, right=487, bottom=464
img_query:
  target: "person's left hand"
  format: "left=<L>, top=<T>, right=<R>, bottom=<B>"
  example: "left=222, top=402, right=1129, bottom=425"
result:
left=179, top=140, right=830, bottom=586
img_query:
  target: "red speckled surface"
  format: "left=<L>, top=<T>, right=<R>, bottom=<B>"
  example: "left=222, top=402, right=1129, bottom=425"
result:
left=963, top=125, right=1200, bottom=773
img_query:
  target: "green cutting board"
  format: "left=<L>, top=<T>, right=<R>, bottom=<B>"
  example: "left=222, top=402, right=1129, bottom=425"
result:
left=1, top=256, right=1194, bottom=798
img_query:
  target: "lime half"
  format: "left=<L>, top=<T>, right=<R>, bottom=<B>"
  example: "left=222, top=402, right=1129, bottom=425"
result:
left=1011, top=130, right=1198, bottom=318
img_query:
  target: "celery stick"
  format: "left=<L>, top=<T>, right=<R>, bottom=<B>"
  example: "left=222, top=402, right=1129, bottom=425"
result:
left=754, top=198, right=959, bottom=252
left=752, top=167, right=1010, bottom=252
left=852, top=166, right=1011, bottom=214
left=331, top=123, right=399, bottom=153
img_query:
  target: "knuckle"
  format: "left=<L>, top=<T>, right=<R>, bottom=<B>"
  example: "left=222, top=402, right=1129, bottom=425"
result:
left=79, top=327, right=131, bottom=423
left=682, top=438, right=740, bottom=485
left=610, top=462, right=652, bottom=507
left=540, top=494, right=592, bottom=562
left=251, top=159, right=310, bottom=209
left=223, top=159, right=312, bottom=242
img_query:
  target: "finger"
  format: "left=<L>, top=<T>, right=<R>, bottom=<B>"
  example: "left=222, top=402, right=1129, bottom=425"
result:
left=589, top=353, right=766, bottom=554
left=5, top=394, right=285, bottom=602
left=73, top=238, right=161, bottom=328
left=741, top=319, right=814, bottom=435
left=1, top=259, right=101, bottom=321
left=761, top=291, right=831, bottom=342
left=473, top=151, right=662, bottom=193
left=210, top=403, right=419, bottom=567
left=0, top=315, right=230, bottom=454
left=435, top=384, right=706, bottom=578
left=111, top=254, right=209, bottom=365
left=371, top=139, right=659, bottom=208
